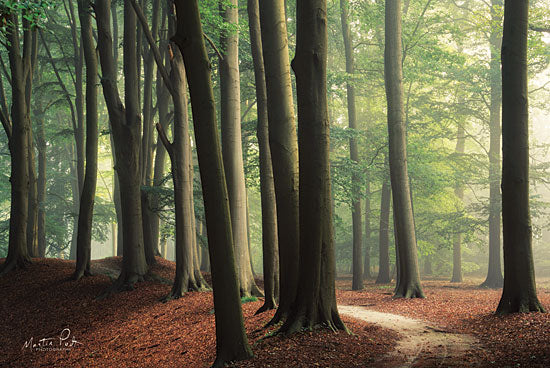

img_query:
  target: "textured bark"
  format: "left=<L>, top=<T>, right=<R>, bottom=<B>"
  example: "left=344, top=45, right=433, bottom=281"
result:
left=481, top=0, right=504, bottom=289
left=95, top=0, right=148, bottom=294
left=219, top=0, right=261, bottom=298
left=73, top=0, right=99, bottom=281
left=384, top=0, right=424, bottom=298
left=157, top=47, right=204, bottom=300
left=0, top=13, right=32, bottom=275
left=258, top=0, right=300, bottom=326
left=279, top=0, right=347, bottom=334
left=247, top=0, right=279, bottom=314
left=451, top=123, right=465, bottom=283
left=496, top=0, right=544, bottom=315
left=36, top=103, right=46, bottom=258
left=340, top=0, right=363, bottom=290
left=363, top=181, right=372, bottom=279
left=172, top=1, right=253, bottom=365
left=375, top=173, right=391, bottom=284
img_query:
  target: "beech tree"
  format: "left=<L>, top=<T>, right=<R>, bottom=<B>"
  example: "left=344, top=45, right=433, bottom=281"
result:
left=279, top=0, right=347, bottom=334
left=0, top=7, right=35, bottom=275
left=384, top=0, right=424, bottom=298
left=258, top=0, right=300, bottom=326
left=496, top=0, right=544, bottom=315
left=173, top=0, right=253, bottom=365
left=73, top=0, right=98, bottom=280
left=340, top=0, right=363, bottom=291
left=95, top=0, right=148, bottom=293
left=375, top=171, right=391, bottom=284
left=247, top=0, right=279, bottom=313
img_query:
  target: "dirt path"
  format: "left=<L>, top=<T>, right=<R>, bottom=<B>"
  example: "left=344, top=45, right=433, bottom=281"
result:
left=338, top=305, right=478, bottom=367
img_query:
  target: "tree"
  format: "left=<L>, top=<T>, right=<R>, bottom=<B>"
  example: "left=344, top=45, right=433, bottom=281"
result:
left=340, top=0, right=363, bottom=291
left=258, top=0, right=300, bottom=326
left=481, top=0, right=504, bottom=289
left=172, top=0, right=253, bottom=365
left=0, top=5, right=38, bottom=274
left=95, top=0, right=148, bottom=293
left=218, top=0, right=261, bottom=298
left=384, top=0, right=424, bottom=298
left=247, top=0, right=279, bottom=314
left=363, top=180, right=372, bottom=279
left=278, top=0, right=347, bottom=334
left=496, top=0, right=545, bottom=314
left=73, top=0, right=98, bottom=280
left=451, top=122, right=465, bottom=283
left=375, top=170, right=391, bottom=284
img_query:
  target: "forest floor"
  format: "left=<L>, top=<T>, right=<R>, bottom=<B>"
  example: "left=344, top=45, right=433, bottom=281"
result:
left=0, top=257, right=549, bottom=367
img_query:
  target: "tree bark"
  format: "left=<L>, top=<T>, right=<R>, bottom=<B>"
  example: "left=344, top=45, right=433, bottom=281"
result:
left=219, top=0, right=262, bottom=298
left=248, top=0, right=280, bottom=314
left=340, top=0, right=363, bottom=290
left=172, top=1, right=253, bottom=365
left=36, top=101, right=46, bottom=258
left=73, top=0, right=99, bottom=281
left=481, top=0, right=504, bottom=289
left=279, top=0, right=347, bottom=334
left=0, top=13, right=32, bottom=275
left=451, top=123, right=465, bottom=283
left=496, top=0, right=544, bottom=314
left=95, top=0, right=148, bottom=294
left=384, top=0, right=424, bottom=298
left=376, top=172, right=391, bottom=284
left=258, top=0, right=300, bottom=326
left=363, top=181, right=372, bottom=279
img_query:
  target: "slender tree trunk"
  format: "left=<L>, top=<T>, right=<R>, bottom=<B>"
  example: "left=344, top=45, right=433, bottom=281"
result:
left=27, top=128, right=38, bottom=257
left=363, top=181, right=372, bottom=279
left=36, top=104, right=46, bottom=258
left=96, top=0, right=148, bottom=295
left=279, top=0, right=347, bottom=334
left=451, top=123, right=465, bottom=283
left=496, top=0, right=544, bottom=314
left=384, top=0, right=424, bottom=298
left=258, top=0, right=300, bottom=326
left=73, top=0, right=99, bottom=281
left=157, top=46, right=203, bottom=300
left=340, top=0, right=363, bottom=290
left=376, top=173, right=391, bottom=284
left=218, top=0, right=262, bottom=298
left=173, top=1, right=253, bottom=365
left=0, top=13, right=32, bottom=275
left=248, top=0, right=280, bottom=314
left=482, top=0, right=504, bottom=289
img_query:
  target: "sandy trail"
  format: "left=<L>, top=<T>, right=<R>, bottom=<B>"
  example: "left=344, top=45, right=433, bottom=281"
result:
left=338, top=305, right=477, bottom=367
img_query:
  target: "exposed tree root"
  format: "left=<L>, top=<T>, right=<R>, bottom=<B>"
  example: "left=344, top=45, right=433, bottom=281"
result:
left=393, top=283, right=425, bottom=299
left=0, top=256, right=31, bottom=276
left=255, top=297, right=277, bottom=315
left=479, top=276, right=503, bottom=289
left=496, top=296, right=546, bottom=315
left=71, top=269, right=93, bottom=282
left=277, top=308, right=349, bottom=336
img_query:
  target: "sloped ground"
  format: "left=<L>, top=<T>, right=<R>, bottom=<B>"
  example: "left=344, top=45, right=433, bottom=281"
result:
left=336, top=278, right=550, bottom=367
left=0, top=258, right=396, bottom=368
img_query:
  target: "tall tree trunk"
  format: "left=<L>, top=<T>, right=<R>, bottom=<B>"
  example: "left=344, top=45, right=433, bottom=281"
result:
left=96, top=0, right=148, bottom=295
left=173, top=1, right=253, bottom=365
left=496, top=0, right=544, bottom=314
left=0, top=13, right=32, bottom=275
left=248, top=0, right=280, bottom=314
left=451, top=123, right=465, bottom=283
left=481, top=0, right=504, bottom=289
left=340, top=0, right=363, bottom=290
left=73, top=0, right=99, bottom=281
left=384, top=0, right=424, bottom=298
left=279, top=0, right=347, bottom=334
left=157, top=46, right=204, bottom=300
left=363, top=180, right=372, bottom=279
left=26, top=26, right=38, bottom=258
left=140, top=0, right=161, bottom=266
left=219, top=0, right=262, bottom=298
left=376, top=172, right=391, bottom=284
left=258, top=0, right=300, bottom=326
left=36, top=103, right=46, bottom=258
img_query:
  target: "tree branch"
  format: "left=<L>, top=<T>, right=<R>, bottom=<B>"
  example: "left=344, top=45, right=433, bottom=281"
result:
left=529, top=24, right=550, bottom=33
left=155, top=122, right=173, bottom=156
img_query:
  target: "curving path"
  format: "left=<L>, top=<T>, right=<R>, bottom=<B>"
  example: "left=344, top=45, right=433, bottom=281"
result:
left=338, top=305, right=478, bottom=367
